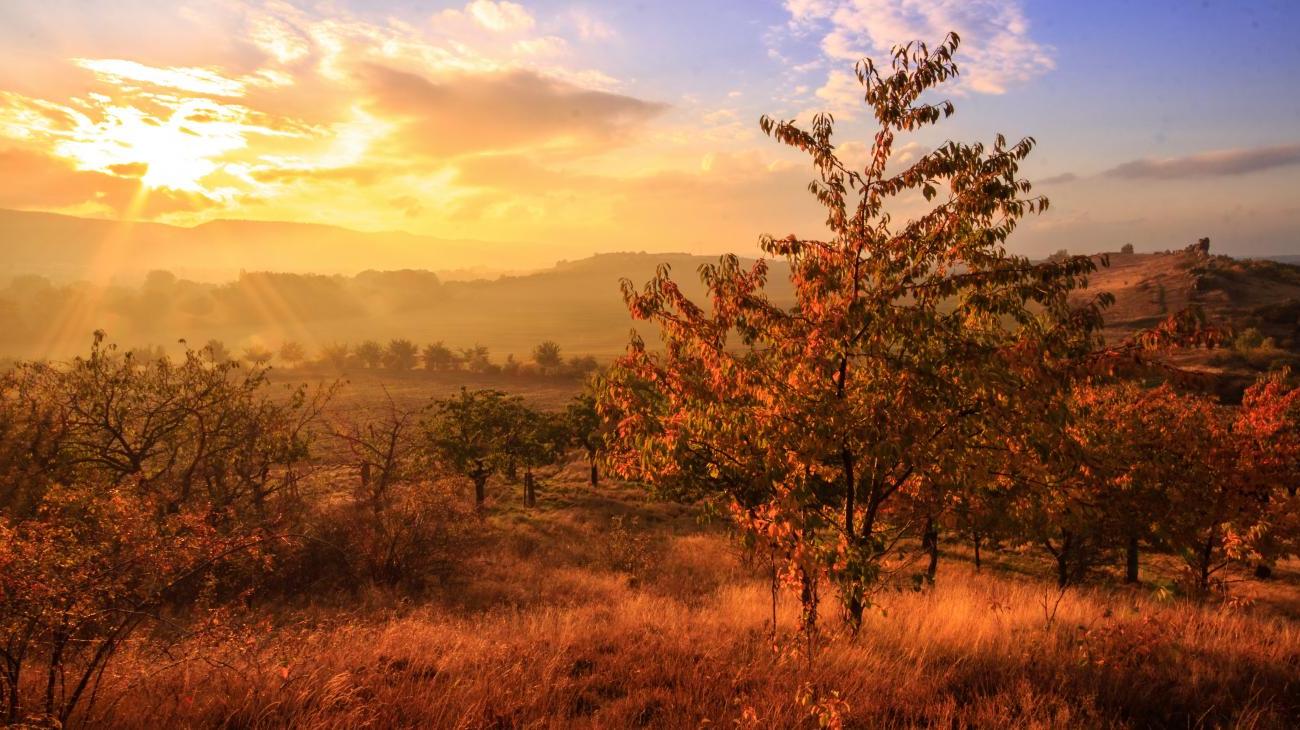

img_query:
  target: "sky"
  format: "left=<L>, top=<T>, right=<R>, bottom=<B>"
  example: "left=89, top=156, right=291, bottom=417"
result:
left=0, top=0, right=1297, bottom=262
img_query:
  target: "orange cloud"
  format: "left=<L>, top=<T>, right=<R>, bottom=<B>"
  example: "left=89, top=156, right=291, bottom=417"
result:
left=360, top=65, right=669, bottom=159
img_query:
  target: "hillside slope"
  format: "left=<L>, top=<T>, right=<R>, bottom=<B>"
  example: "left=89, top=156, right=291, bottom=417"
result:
left=0, top=208, right=559, bottom=281
left=1079, top=248, right=1300, bottom=370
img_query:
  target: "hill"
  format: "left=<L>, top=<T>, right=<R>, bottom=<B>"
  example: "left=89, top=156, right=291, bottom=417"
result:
left=1, top=220, right=1297, bottom=372
left=0, top=208, right=562, bottom=282
left=1079, top=247, right=1300, bottom=373
left=0, top=251, right=776, bottom=360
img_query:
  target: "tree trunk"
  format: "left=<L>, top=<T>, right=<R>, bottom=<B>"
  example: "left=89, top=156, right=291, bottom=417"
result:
left=972, top=531, right=982, bottom=571
left=505, top=458, right=518, bottom=483
left=845, top=589, right=864, bottom=636
left=1198, top=532, right=1216, bottom=594
left=588, top=453, right=599, bottom=487
left=524, top=471, right=536, bottom=507
left=922, top=516, right=939, bottom=584
left=1125, top=534, right=1140, bottom=584
left=769, top=548, right=779, bottom=642
left=799, top=567, right=818, bottom=658
left=4, top=661, right=20, bottom=725
left=1055, top=531, right=1074, bottom=588
left=473, top=475, right=486, bottom=508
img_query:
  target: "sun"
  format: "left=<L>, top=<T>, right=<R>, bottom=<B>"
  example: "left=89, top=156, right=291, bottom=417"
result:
left=55, top=96, right=248, bottom=193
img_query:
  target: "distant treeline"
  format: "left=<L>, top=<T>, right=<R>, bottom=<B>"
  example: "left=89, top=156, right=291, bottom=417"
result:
left=0, top=269, right=450, bottom=347
left=174, top=337, right=602, bottom=378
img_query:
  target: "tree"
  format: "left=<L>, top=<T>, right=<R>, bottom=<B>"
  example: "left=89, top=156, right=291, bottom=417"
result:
left=421, top=341, right=459, bottom=371
left=568, top=355, right=600, bottom=376
left=460, top=345, right=492, bottom=374
left=600, top=33, right=1110, bottom=635
left=202, top=339, right=232, bottom=364
left=1120, top=243, right=1135, bottom=254
left=242, top=344, right=274, bottom=366
left=505, top=407, right=569, bottom=507
left=355, top=340, right=383, bottom=369
left=279, top=340, right=306, bottom=367
left=0, top=484, right=256, bottom=726
left=7, top=333, right=326, bottom=519
left=1234, top=369, right=1300, bottom=576
left=533, top=341, right=563, bottom=372
left=0, top=333, right=330, bottom=725
left=384, top=339, right=419, bottom=371
left=320, top=342, right=351, bottom=371
left=327, top=392, right=458, bottom=586
left=566, top=390, right=605, bottom=487
left=330, top=391, right=420, bottom=516
left=1145, top=388, right=1247, bottom=594
left=423, top=388, right=517, bottom=508
left=1006, top=382, right=1161, bottom=588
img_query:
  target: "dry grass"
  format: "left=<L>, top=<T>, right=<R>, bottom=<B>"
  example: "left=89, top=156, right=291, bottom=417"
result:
left=78, top=469, right=1300, bottom=730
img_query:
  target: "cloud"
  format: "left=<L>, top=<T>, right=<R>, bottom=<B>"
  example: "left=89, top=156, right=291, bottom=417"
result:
left=512, top=36, right=569, bottom=57
left=438, top=0, right=535, bottom=33
left=73, top=58, right=249, bottom=97
left=452, top=155, right=598, bottom=203
left=360, top=64, right=668, bottom=158
left=570, top=10, right=616, bottom=41
left=1104, top=144, right=1300, bottom=180
left=785, top=0, right=1054, bottom=97
left=247, top=13, right=311, bottom=65
left=1038, top=172, right=1077, bottom=185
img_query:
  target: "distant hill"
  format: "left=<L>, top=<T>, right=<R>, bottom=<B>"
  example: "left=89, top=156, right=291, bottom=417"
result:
left=1078, top=247, right=1300, bottom=372
left=0, top=208, right=564, bottom=282
left=0, top=250, right=783, bottom=360
left=1, top=209, right=1297, bottom=373
left=1259, top=254, right=1300, bottom=266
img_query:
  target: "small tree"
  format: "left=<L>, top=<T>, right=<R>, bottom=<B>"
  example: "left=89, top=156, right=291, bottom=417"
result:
left=242, top=344, right=274, bottom=367
left=533, top=341, right=563, bottom=373
left=460, top=345, right=492, bottom=374
left=330, top=392, right=420, bottom=515
left=507, top=407, right=569, bottom=507
left=567, top=355, right=600, bottom=376
left=423, top=388, right=517, bottom=508
left=1234, top=369, right=1300, bottom=576
left=355, top=340, right=383, bottom=369
left=279, top=340, right=306, bottom=367
left=319, top=342, right=351, bottom=371
left=421, top=341, right=459, bottom=371
left=384, top=339, right=419, bottom=371
left=202, top=339, right=232, bottom=364
left=1120, top=243, right=1135, bottom=254
left=566, top=390, right=604, bottom=487
left=127, top=344, right=168, bottom=363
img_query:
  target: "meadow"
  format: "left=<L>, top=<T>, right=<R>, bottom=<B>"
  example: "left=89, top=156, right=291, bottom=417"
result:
left=87, top=440, right=1300, bottom=729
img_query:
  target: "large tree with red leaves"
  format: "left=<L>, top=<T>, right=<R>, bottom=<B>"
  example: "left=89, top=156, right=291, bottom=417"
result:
left=599, top=33, right=1114, bottom=634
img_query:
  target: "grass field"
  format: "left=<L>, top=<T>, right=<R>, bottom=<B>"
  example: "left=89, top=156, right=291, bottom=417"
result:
left=81, top=439, right=1300, bottom=729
